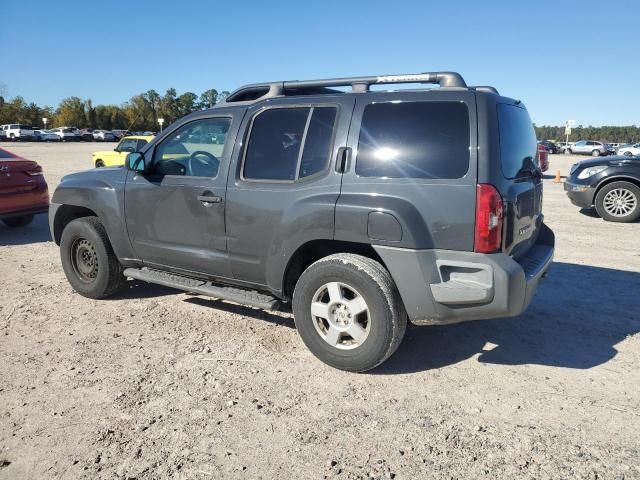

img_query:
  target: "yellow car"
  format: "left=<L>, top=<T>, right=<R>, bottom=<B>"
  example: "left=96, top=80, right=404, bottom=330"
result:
left=93, top=135, right=154, bottom=168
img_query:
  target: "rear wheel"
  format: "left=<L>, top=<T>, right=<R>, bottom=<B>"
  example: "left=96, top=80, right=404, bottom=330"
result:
left=2, top=215, right=34, bottom=227
left=292, top=253, right=407, bottom=372
left=595, top=181, right=640, bottom=223
left=60, top=217, right=125, bottom=298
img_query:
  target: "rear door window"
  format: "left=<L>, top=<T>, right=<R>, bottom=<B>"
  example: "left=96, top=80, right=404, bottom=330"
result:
left=497, top=103, right=538, bottom=179
left=243, top=106, right=337, bottom=181
left=355, top=101, right=470, bottom=179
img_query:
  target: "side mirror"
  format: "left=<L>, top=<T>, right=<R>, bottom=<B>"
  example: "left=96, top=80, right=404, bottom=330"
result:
left=126, top=152, right=146, bottom=173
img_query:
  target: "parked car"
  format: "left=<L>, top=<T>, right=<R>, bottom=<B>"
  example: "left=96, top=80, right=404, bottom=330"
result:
left=0, top=147, right=49, bottom=227
left=557, top=141, right=574, bottom=153
left=0, top=129, right=6, bottom=141
left=50, top=127, right=80, bottom=142
left=0, top=124, right=35, bottom=141
left=92, top=135, right=153, bottom=167
left=33, top=129, right=60, bottom=142
left=566, top=140, right=610, bottom=156
left=538, top=140, right=559, bottom=154
left=79, top=128, right=95, bottom=142
left=50, top=71, right=554, bottom=372
left=92, top=130, right=116, bottom=142
left=111, top=130, right=130, bottom=140
left=565, top=156, right=640, bottom=222
left=618, top=143, right=640, bottom=156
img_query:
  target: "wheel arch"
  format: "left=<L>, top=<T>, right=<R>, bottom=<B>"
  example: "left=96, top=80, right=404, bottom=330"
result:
left=52, top=204, right=99, bottom=245
left=281, top=240, right=387, bottom=301
left=595, top=175, right=640, bottom=200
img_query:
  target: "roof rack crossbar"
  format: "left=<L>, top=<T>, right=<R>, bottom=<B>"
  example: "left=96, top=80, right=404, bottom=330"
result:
left=222, top=71, right=467, bottom=104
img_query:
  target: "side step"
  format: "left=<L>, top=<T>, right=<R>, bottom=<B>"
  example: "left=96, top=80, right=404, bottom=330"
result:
left=123, top=267, right=280, bottom=311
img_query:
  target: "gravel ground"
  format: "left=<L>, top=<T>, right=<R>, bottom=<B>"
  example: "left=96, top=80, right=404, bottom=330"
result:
left=1, top=143, right=639, bottom=480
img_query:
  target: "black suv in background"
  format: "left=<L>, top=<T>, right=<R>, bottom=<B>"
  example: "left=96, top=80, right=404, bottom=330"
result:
left=565, top=156, right=640, bottom=222
left=49, top=71, right=554, bottom=372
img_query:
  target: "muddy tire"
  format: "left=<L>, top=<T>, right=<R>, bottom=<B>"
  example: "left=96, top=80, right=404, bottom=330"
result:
left=60, top=216, right=125, bottom=298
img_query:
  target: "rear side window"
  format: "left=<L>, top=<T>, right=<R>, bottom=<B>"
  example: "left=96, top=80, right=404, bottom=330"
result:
left=497, top=104, right=537, bottom=179
left=355, top=101, right=470, bottom=179
left=243, top=106, right=337, bottom=181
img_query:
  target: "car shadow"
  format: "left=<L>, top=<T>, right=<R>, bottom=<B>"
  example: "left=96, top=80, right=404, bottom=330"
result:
left=0, top=214, right=51, bottom=246
left=184, top=297, right=294, bottom=329
left=578, top=207, right=640, bottom=223
left=372, top=262, right=640, bottom=374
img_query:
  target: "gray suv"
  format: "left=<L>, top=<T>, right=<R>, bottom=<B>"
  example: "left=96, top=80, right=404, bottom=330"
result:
left=49, top=71, right=554, bottom=372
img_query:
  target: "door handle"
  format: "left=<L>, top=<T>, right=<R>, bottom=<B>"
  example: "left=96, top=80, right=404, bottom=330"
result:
left=197, top=193, right=223, bottom=204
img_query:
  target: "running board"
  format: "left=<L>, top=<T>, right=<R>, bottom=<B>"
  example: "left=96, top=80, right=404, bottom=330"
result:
left=123, top=267, right=279, bottom=311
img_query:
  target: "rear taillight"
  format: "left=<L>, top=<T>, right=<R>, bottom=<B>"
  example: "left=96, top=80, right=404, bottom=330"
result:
left=474, top=184, right=503, bottom=253
left=537, top=144, right=549, bottom=172
left=26, top=165, right=43, bottom=176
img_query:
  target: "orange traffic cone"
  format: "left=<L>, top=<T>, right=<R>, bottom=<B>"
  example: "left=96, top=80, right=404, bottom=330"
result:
left=554, top=170, right=561, bottom=183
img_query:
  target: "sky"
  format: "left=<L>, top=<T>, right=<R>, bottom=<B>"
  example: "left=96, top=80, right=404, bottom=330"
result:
left=1, top=0, right=638, bottom=126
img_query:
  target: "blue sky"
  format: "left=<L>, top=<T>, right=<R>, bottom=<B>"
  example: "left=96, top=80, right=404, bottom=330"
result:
left=2, top=0, right=638, bottom=126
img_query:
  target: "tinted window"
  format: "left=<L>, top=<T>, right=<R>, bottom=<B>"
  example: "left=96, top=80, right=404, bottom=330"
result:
left=299, top=107, right=337, bottom=178
left=497, top=103, right=537, bottom=179
left=118, top=139, right=138, bottom=152
left=244, top=108, right=309, bottom=181
left=136, top=139, right=148, bottom=151
left=355, top=101, right=470, bottom=179
left=153, top=117, right=231, bottom=177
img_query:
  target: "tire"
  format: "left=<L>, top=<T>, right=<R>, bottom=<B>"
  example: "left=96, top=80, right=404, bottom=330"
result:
left=624, top=151, right=632, bottom=156
left=566, top=148, right=572, bottom=155
left=594, top=181, right=640, bottom=223
left=60, top=216, right=125, bottom=298
left=9, top=134, right=15, bottom=142
left=591, top=149, right=600, bottom=157
left=292, top=253, right=407, bottom=372
left=2, top=215, right=34, bottom=227
left=95, top=160, right=105, bottom=168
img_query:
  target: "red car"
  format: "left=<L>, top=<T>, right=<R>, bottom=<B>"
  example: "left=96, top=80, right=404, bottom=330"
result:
left=0, top=147, right=49, bottom=227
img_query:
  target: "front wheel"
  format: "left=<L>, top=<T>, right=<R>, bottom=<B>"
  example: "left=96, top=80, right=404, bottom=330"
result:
left=624, top=151, right=633, bottom=156
left=591, top=149, right=601, bottom=157
left=293, top=253, right=407, bottom=372
left=595, top=181, right=640, bottom=223
left=60, top=217, right=126, bottom=298
left=2, top=215, right=34, bottom=227
left=95, top=160, right=105, bottom=168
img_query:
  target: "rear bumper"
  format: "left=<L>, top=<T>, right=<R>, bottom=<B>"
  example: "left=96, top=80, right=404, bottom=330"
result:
left=374, top=224, right=555, bottom=325
left=0, top=181, right=50, bottom=218
left=564, top=181, right=596, bottom=208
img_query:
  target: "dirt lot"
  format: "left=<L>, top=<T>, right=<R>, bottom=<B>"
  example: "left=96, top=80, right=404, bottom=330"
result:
left=1, top=142, right=639, bottom=480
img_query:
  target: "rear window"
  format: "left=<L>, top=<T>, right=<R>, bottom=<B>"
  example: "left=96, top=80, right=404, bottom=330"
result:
left=497, top=104, right=538, bottom=179
left=355, top=101, right=470, bottom=179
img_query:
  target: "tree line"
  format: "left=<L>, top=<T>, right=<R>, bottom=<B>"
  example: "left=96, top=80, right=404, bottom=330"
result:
left=535, top=125, right=640, bottom=144
left=0, top=88, right=230, bottom=131
left=1, top=90, right=639, bottom=142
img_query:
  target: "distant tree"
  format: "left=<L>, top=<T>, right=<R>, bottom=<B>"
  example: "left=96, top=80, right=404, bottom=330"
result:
left=218, top=91, right=230, bottom=103
left=199, top=88, right=218, bottom=108
left=160, top=88, right=178, bottom=124
left=177, top=92, right=198, bottom=117
left=55, top=97, right=86, bottom=127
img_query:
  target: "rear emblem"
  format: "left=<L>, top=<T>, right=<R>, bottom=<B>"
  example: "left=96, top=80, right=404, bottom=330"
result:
left=518, top=224, right=531, bottom=236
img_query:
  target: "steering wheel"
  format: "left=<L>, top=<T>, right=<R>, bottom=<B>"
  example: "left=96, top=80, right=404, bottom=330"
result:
left=186, top=151, right=219, bottom=177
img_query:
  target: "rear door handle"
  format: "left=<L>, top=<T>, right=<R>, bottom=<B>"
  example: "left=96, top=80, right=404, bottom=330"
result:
left=197, top=193, right=223, bottom=204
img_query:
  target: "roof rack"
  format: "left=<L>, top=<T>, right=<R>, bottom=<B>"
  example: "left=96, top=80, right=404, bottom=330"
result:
left=221, top=71, right=468, bottom=104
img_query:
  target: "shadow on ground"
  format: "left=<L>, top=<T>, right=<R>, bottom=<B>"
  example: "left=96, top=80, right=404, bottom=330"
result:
left=374, top=262, right=640, bottom=374
left=0, top=214, right=51, bottom=246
